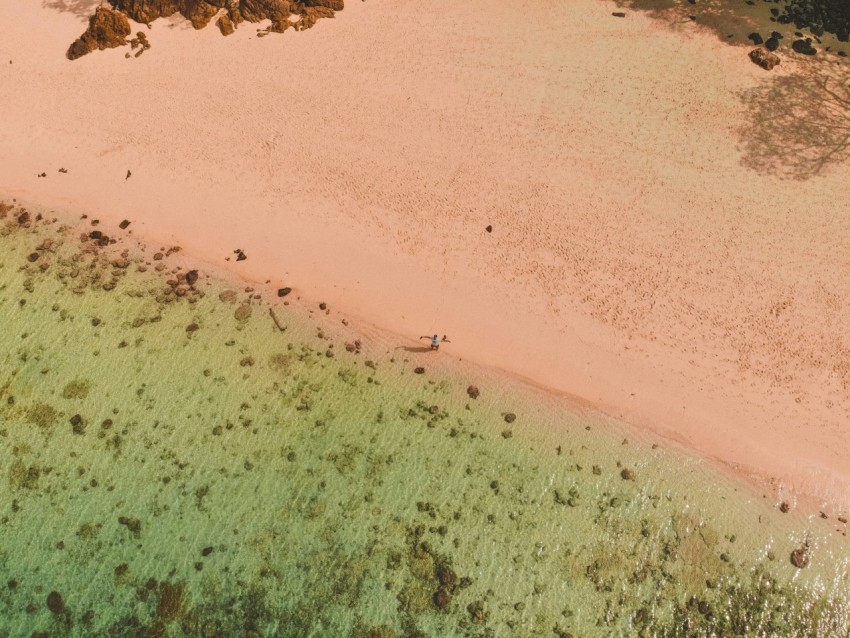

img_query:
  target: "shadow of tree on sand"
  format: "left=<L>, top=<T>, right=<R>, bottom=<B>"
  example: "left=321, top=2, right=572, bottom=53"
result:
left=737, top=63, right=850, bottom=180
left=42, top=0, right=107, bottom=21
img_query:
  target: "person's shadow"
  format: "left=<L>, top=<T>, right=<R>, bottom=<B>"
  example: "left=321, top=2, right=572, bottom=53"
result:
left=399, top=346, right=434, bottom=354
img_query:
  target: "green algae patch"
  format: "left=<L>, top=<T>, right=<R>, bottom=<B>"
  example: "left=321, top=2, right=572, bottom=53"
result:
left=0, top=202, right=848, bottom=637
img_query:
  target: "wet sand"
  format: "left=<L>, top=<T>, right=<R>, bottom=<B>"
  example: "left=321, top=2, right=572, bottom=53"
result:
left=1, top=0, right=849, bottom=512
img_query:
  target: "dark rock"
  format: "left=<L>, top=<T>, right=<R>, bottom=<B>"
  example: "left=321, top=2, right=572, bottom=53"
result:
left=467, top=601, right=485, bottom=623
left=68, top=7, right=131, bottom=60
left=433, top=588, right=452, bottom=609
left=201, top=546, right=214, bottom=556
left=791, top=38, right=817, bottom=55
left=485, top=225, right=492, bottom=233
left=118, top=515, right=142, bottom=537
left=466, top=385, right=480, bottom=399
left=46, top=591, right=65, bottom=614
left=620, top=468, right=635, bottom=481
left=780, top=501, right=791, bottom=513
left=749, top=47, right=781, bottom=70
left=236, top=250, right=247, bottom=261
left=414, top=367, right=425, bottom=374
left=27, top=252, right=40, bottom=262
left=17, top=211, right=30, bottom=225
left=186, top=323, right=199, bottom=332
left=437, top=565, right=458, bottom=587
left=611, top=12, right=626, bottom=18
left=765, top=36, right=780, bottom=51
left=119, top=219, right=131, bottom=229
left=504, top=412, right=516, bottom=423
left=185, top=270, right=198, bottom=286
left=748, top=32, right=763, bottom=45
left=790, top=545, right=810, bottom=568
left=89, top=230, right=103, bottom=240
left=319, top=302, right=327, bottom=310
left=277, top=287, right=291, bottom=297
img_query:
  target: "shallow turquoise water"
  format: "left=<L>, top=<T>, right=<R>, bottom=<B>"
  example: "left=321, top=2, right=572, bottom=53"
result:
left=0, top=204, right=848, bottom=637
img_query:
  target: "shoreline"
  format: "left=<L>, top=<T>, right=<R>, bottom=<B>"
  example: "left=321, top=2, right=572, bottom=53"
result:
left=2, top=204, right=848, bottom=635
left=4, top=192, right=848, bottom=524
left=2, top=0, right=849, bottom=513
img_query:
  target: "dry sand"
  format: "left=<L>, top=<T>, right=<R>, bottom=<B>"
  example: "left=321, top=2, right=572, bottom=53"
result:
left=1, top=1, right=849, bottom=511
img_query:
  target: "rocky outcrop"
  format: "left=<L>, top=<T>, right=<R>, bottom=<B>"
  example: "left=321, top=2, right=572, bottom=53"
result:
left=109, top=0, right=342, bottom=34
left=67, top=7, right=132, bottom=60
left=70, top=0, right=343, bottom=58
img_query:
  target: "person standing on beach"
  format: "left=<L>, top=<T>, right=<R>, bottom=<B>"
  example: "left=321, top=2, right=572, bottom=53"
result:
left=420, top=334, right=450, bottom=351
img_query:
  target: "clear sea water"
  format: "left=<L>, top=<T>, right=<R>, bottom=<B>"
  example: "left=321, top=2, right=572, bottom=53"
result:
left=0, top=204, right=848, bottom=637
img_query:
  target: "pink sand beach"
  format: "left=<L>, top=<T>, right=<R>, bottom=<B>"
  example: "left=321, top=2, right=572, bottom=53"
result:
left=2, top=0, right=849, bottom=511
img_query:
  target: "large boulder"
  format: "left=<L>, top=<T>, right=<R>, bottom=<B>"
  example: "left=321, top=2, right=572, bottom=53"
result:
left=749, top=47, right=781, bottom=70
left=67, top=7, right=132, bottom=60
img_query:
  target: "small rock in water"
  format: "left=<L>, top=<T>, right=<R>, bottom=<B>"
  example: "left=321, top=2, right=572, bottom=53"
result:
left=503, top=412, right=516, bottom=423
left=414, top=367, right=425, bottom=374
left=185, top=270, right=198, bottom=286
left=277, top=287, right=291, bottom=297
left=790, top=545, right=810, bottom=568
left=612, top=12, right=626, bottom=18
left=765, top=36, right=780, bottom=51
left=779, top=501, right=791, bottom=513
left=119, top=219, right=131, bottom=229
left=485, top=225, right=492, bottom=233
left=620, top=468, right=635, bottom=481
left=748, top=32, right=763, bottom=45
left=467, top=385, right=480, bottom=399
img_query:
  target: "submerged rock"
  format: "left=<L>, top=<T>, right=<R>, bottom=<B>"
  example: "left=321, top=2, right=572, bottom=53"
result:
left=466, top=385, right=480, bottom=399
left=234, top=304, right=252, bottom=321
left=433, top=588, right=452, bottom=609
left=46, top=591, right=65, bottom=614
left=67, top=7, right=131, bottom=60
left=620, top=468, right=635, bottom=481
